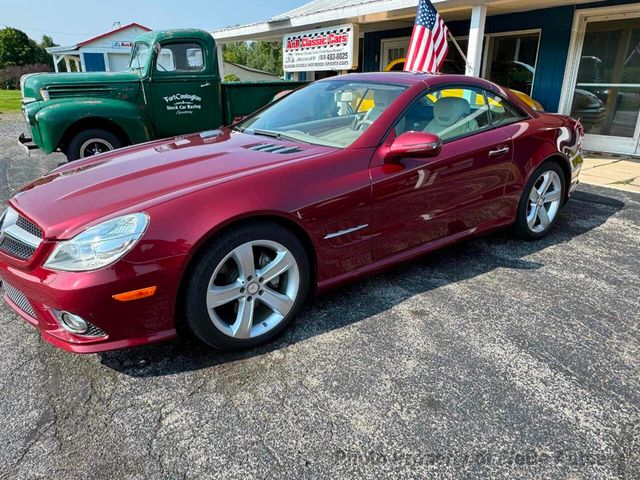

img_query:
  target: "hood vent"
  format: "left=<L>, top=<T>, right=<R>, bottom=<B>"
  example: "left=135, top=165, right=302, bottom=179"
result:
left=244, top=143, right=303, bottom=154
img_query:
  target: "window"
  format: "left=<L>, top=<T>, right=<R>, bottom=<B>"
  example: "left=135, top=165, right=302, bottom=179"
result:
left=395, top=86, right=489, bottom=141
left=485, top=93, right=525, bottom=127
left=129, top=43, right=150, bottom=74
left=238, top=80, right=407, bottom=148
left=483, top=32, right=541, bottom=96
left=156, top=42, right=205, bottom=73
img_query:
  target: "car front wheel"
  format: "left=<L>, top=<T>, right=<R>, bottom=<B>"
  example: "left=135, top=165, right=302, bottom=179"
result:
left=514, top=162, right=566, bottom=240
left=183, top=223, right=310, bottom=350
left=66, top=128, right=123, bottom=161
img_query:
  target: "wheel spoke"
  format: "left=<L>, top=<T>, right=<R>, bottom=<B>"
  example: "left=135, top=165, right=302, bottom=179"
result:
left=207, top=282, right=243, bottom=308
left=537, top=205, right=551, bottom=228
left=543, top=189, right=561, bottom=204
left=259, top=287, right=293, bottom=316
left=527, top=203, right=539, bottom=229
left=232, top=243, right=256, bottom=281
left=538, top=172, right=552, bottom=195
left=257, top=250, right=295, bottom=284
left=529, top=187, right=540, bottom=201
left=232, top=298, right=255, bottom=338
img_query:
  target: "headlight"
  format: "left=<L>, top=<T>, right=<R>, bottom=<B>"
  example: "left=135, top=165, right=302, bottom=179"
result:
left=44, top=213, right=149, bottom=272
left=39, top=89, right=50, bottom=101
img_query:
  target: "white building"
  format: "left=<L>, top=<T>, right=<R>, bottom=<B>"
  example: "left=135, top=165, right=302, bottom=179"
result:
left=46, top=23, right=151, bottom=73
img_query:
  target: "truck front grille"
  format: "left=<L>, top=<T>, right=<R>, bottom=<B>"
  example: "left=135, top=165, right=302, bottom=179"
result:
left=2, top=282, right=37, bottom=318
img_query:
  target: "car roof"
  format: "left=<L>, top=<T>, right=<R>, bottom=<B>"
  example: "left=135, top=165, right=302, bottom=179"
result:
left=322, top=71, right=502, bottom=90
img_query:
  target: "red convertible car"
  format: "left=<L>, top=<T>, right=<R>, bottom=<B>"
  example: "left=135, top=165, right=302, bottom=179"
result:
left=0, top=72, right=583, bottom=353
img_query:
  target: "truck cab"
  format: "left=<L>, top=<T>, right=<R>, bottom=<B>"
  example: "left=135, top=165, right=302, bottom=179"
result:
left=19, top=29, right=301, bottom=160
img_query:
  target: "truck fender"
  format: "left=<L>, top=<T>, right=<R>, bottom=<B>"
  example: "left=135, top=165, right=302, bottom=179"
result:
left=34, top=99, right=154, bottom=153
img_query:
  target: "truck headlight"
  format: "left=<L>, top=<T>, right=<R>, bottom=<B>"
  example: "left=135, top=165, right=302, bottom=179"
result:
left=39, top=89, right=50, bottom=101
left=44, top=213, right=149, bottom=272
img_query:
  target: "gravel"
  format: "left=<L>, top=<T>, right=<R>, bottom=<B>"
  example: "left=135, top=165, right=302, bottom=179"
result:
left=0, top=114, right=638, bottom=479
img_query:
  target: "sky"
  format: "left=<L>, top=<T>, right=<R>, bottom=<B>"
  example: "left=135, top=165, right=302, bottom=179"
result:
left=0, top=0, right=307, bottom=45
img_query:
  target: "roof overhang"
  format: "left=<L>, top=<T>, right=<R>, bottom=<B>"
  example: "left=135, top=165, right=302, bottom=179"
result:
left=212, top=0, right=601, bottom=42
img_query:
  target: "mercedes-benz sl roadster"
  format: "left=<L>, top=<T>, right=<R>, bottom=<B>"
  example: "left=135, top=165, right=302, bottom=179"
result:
left=0, top=72, right=583, bottom=353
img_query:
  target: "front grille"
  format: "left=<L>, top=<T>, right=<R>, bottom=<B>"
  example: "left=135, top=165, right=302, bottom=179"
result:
left=2, top=282, right=37, bottom=318
left=0, top=236, right=36, bottom=260
left=0, top=212, right=43, bottom=261
left=16, top=216, right=43, bottom=238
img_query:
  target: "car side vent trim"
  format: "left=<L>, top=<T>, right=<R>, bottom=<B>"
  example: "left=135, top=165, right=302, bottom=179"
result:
left=244, top=143, right=303, bottom=154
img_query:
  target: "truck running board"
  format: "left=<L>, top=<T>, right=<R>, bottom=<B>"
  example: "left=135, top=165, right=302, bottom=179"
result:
left=18, top=133, right=39, bottom=156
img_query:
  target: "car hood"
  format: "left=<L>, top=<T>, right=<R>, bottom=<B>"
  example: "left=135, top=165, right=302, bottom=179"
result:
left=21, top=71, right=140, bottom=101
left=11, top=130, right=333, bottom=239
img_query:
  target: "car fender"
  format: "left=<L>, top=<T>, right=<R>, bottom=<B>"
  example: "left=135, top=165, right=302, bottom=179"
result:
left=34, top=99, right=154, bottom=153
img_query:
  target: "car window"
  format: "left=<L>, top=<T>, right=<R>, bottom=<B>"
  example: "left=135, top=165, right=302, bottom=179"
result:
left=238, top=80, right=407, bottom=148
left=486, top=93, right=525, bottom=127
left=395, top=86, right=490, bottom=141
left=156, top=43, right=205, bottom=73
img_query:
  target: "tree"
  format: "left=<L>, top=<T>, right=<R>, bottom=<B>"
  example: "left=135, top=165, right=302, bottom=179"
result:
left=0, top=27, right=54, bottom=70
left=222, top=41, right=283, bottom=77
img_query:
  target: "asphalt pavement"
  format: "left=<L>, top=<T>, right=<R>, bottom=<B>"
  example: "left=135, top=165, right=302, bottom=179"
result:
left=0, top=113, right=638, bottom=479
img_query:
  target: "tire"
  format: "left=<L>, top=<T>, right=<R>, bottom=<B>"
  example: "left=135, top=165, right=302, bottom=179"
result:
left=66, top=128, right=123, bottom=161
left=182, top=222, right=311, bottom=351
left=514, top=161, right=566, bottom=240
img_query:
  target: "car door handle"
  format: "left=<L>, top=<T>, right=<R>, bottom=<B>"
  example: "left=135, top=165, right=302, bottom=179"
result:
left=489, top=146, right=510, bottom=157
left=200, top=82, right=211, bottom=88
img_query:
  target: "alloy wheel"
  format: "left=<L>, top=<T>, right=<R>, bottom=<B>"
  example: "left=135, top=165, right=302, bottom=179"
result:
left=206, top=240, right=300, bottom=339
left=526, top=170, right=562, bottom=233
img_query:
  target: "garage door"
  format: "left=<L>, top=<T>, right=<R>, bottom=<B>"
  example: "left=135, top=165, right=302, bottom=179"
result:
left=107, top=53, right=131, bottom=72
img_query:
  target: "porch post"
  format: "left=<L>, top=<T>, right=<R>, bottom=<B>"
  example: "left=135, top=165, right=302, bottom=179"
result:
left=216, top=44, right=225, bottom=79
left=53, top=55, right=59, bottom=73
left=465, top=4, right=487, bottom=77
left=64, top=56, right=72, bottom=73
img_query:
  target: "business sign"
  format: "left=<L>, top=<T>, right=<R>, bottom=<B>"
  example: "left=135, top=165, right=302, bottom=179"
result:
left=283, top=24, right=358, bottom=72
left=112, top=41, right=134, bottom=49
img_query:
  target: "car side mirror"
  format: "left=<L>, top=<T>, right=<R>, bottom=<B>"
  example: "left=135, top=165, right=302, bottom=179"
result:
left=388, top=131, right=442, bottom=160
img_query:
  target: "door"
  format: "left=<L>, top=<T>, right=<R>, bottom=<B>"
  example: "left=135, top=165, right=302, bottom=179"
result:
left=380, top=37, right=411, bottom=70
left=150, top=40, right=218, bottom=138
left=567, top=11, right=640, bottom=155
left=370, top=86, right=514, bottom=260
left=84, top=52, right=106, bottom=72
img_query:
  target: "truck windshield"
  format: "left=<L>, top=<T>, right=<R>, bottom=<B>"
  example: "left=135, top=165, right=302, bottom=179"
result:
left=238, top=80, right=407, bottom=148
left=129, top=43, right=150, bottom=75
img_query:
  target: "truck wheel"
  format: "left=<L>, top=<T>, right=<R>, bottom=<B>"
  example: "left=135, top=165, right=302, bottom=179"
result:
left=66, top=128, right=123, bottom=161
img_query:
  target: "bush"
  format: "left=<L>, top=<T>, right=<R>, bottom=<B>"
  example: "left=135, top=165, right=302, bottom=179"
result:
left=0, top=63, right=52, bottom=89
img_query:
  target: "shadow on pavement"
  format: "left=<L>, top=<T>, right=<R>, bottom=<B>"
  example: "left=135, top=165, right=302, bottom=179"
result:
left=99, top=188, right=625, bottom=376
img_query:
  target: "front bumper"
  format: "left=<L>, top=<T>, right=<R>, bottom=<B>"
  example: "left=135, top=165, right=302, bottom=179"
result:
left=0, top=251, right=186, bottom=353
left=18, top=132, right=39, bottom=156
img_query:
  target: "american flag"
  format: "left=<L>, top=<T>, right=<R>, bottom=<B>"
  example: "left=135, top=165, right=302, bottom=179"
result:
left=404, top=0, right=450, bottom=73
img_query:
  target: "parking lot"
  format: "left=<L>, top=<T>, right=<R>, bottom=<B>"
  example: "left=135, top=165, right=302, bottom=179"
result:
left=0, top=112, right=638, bottom=479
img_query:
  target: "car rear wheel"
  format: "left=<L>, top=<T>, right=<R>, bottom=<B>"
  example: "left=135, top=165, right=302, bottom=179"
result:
left=183, top=223, right=310, bottom=351
left=514, top=162, right=566, bottom=240
left=66, top=128, right=123, bottom=161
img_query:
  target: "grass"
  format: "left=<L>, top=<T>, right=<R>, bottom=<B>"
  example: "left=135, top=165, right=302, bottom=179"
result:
left=0, top=89, right=22, bottom=113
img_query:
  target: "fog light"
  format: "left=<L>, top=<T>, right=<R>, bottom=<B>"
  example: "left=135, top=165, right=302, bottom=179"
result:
left=59, top=311, right=88, bottom=334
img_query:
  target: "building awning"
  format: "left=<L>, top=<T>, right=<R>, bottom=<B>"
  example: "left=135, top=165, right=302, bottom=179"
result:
left=211, top=0, right=601, bottom=42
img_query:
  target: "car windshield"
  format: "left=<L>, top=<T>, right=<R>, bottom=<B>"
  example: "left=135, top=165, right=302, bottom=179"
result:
left=129, top=43, right=150, bottom=75
left=238, top=80, right=407, bottom=148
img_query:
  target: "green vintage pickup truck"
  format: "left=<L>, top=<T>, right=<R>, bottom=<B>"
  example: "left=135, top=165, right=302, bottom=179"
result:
left=19, top=29, right=302, bottom=160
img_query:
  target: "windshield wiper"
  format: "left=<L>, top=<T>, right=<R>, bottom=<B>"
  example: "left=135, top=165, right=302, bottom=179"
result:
left=249, top=129, right=311, bottom=144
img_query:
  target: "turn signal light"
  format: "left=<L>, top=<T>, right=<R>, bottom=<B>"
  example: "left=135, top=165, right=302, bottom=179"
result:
left=112, top=286, right=157, bottom=302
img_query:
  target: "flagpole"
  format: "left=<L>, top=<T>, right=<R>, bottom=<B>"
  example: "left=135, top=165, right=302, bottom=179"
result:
left=447, top=31, right=472, bottom=74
